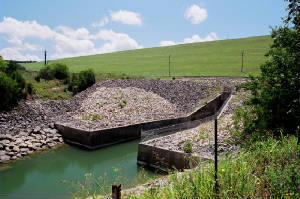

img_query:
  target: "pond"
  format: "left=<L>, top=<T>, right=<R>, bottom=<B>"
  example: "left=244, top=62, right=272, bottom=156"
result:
left=0, top=140, right=158, bottom=198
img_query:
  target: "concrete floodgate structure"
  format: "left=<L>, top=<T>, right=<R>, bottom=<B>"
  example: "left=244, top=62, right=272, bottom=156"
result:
left=55, top=89, right=232, bottom=153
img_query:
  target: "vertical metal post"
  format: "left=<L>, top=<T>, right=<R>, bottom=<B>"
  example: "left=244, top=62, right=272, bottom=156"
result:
left=214, top=118, right=219, bottom=197
left=112, top=184, right=121, bottom=199
left=241, top=50, right=244, bottom=72
left=44, top=50, right=47, bottom=66
left=168, top=55, right=171, bottom=76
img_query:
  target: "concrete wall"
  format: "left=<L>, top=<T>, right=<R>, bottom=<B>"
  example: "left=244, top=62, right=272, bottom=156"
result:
left=55, top=91, right=231, bottom=149
left=137, top=144, right=200, bottom=171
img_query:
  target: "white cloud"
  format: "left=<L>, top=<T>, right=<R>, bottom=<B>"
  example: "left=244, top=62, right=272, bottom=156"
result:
left=159, top=33, right=218, bottom=47
left=184, top=5, right=207, bottom=24
left=0, top=16, right=55, bottom=44
left=91, top=17, right=109, bottom=28
left=183, top=33, right=218, bottom=43
left=94, top=29, right=142, bottom=54
left=0, top=47, right=41, bottom=61
left=51, top=33, right=96, bottom=59
left=0, top=17, right=142, bottom=60
left=160, top=40, right=176, bottom=46
left=110, top=10, right=142, bottom=26
left=56, top=26, right=90, bottom=40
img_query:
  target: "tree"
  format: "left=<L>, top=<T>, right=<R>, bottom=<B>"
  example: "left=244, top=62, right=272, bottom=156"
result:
left=236, top=0, right=300, bottom=137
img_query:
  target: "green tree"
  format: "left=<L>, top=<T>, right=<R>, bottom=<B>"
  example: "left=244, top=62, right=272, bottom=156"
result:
left=0, top=59, right=27, bottom=110
left=236, top=0, right=300, bottom=137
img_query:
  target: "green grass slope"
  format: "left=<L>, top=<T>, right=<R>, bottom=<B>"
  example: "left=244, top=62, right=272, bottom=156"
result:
left=25, top=35, right=272, bottom=77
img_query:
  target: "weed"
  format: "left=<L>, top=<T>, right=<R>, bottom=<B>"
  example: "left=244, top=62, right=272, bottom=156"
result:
left=119, top=98, right=127, bottom=109
left=82, top=114, right=101, bottom=121
left=183, top=140, right=193, bottom=153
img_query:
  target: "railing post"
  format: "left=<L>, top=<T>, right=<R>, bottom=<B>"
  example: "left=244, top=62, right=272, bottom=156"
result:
left=112, top=184, right=121, bottom=199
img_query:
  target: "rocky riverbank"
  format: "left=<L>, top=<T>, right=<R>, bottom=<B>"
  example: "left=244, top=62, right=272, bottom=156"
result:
left=0, top=100, right=65, bottom=163
left=0, top=125, right=63, bottom=163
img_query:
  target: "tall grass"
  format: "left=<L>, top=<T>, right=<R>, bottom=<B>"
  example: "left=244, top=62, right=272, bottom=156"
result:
left=128, top=136, right=299, bottom=199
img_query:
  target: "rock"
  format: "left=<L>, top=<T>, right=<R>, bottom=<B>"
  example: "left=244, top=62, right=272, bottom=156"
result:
left=12, top=146, right=20, bottom=152
left=0, top=139, right=10, bottom=145
left=0, top=155, right=10, bottom=162
left=0, top=134, right=14, bottom=141
left=49, top=123, right=55, bottom=128
left=20, top=148, right=29, bottom=153
left=33, top=126, right=41, bottom=133
left=7, top=152, right=15, bottom=157
left=12, top=156, right=17, bottom=160
left=15, top=138, right=23, bottom=144
left=47, top=142, right=56, bottom=148
left=43, top=128, right=52, bottom=134
left=49, top=129, right=58, bottom=134
left=27, top=150, right=34, bottom=154
left=18, top=131, right=27, bottom=137
left=19, top=142, right=28, bottom=148
left=53, top=137, right=60, bottom=142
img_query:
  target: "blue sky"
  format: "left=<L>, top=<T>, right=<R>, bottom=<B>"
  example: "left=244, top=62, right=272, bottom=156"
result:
left=0, top=0, right=288, bottom=61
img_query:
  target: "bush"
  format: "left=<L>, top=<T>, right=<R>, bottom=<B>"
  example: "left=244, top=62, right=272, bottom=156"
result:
left=68, top=69, right=95, bottom=94
left=0, top=72, right=20, bottom=110
left=39, top=65, right=54, bottom=80
left=0, top=59, right=28, bottom=110
left=38, top=63, right=70, bottom=81
left=27, top=83, right=33, bottom=95
left=34, top=74, right=41, bottom=82
left=50, top=63, right=69, bottom=80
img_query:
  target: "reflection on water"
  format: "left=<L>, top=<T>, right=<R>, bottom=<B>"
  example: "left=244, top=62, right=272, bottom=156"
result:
left=0, top=139, right=157, bottom=198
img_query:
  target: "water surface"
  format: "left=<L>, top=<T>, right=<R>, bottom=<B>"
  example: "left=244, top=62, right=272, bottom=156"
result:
left=0, top=140, right=157, bottom=198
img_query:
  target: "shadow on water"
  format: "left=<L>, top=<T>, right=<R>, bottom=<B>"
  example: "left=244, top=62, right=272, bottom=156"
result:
left=0, top=139, right=158, bottom=198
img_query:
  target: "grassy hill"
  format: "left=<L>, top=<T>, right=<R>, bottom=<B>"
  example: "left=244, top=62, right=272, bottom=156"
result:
left=24, top=35, right=272, bottom=77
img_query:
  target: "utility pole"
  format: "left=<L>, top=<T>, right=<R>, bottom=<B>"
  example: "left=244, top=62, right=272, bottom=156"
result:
left=241, top=50, right=244, bottom=72
left=168, top=55, right=171, bottom=76
left=214, top=118, right=219, bottom=197
left=44, top=50, right=47, bottom=66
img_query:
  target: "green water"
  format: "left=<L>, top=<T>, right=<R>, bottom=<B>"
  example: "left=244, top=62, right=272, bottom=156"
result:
left=0, top=140, right=157, bottom=198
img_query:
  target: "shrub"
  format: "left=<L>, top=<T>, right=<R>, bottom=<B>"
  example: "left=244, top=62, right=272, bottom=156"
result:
left=0, top=72, right=20, bottom=110
left=183, top=140, right=192, bottom=153
left=10, top=70, right=26, bottom=92
left=34, top=74, right=41, bottom=82
left=0, top=59, right=27, bottom=110
left=39, top=65, right=54, bottom=80
left=38, top=63, right=70, bottom=81
left=27, top=83, right=33, bottom=95
left=68, top=69, right=95, bottom=94
left=50, top=63, right=69, bottom=80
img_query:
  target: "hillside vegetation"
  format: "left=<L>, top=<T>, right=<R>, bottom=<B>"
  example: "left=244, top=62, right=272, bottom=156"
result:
left=24, top=35, right=272, bottom=77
